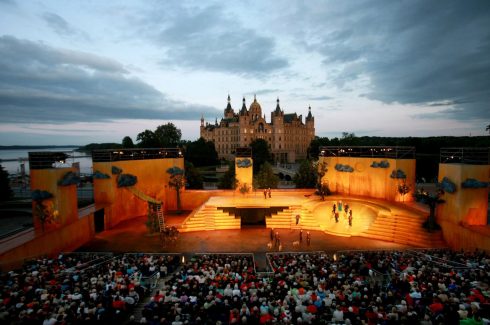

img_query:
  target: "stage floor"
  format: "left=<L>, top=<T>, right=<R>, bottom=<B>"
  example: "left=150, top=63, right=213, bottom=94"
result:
left=79, top=193, right=431, bottom=253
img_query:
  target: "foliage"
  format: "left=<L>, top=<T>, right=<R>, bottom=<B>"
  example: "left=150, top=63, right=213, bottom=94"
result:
left=111, top=166, right=122, bottom=175
left=335, top=164, right=354, bottom=172
left=184, top=137, right=218, bottom=167
left=93, top=170, right=110, bottom=179
left=122, top=136, right=135, bottom=148
left=236, top=158, right=252, bottom=168
left=185, top=162, right=203, bottom=189
left=0, top=164, right=13, bottom=202
left=397, top=179, right=411, bottom=202
left=390, top=169, right=406, bottom=179
left=316, top=161, right=329, bottom=199
left=438, top=177, right=457, bottom=193
left=58, top=171, right=80, bottom=186
left=461, top=178, right=488, bottom=189
left=155, top=123, right=182, bottom=147
left=254, top=162, right=278, bottom=189
left=218, top=161, right=236, bottom=189
left=136, top=129, right=160, bottom=148
left=78, top=143, right=122, bottom=152
left=413, top=188, right=445, bottom=232
left=293, top=160, right=317, bottom=188
left=167, top=166, right=185, bottom=212
left=117, top=174, right=138, bottom=187
left=238, top=182, right=251, bottom=195
left=250, top=139, right=272, bottom=173
left=370, top=160, right=390, bottom=168
left=31, top=189, right=57, bottom=233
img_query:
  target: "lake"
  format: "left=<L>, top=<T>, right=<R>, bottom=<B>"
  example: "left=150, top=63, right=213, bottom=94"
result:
left=0, top=148, right=93, bottom=175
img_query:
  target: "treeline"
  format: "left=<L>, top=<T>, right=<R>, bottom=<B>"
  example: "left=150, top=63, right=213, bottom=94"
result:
left=308, top=134, right=490, bottom=159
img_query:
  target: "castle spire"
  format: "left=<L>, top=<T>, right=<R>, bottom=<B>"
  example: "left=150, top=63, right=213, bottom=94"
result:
left=274, top=97, right=281, bottom=114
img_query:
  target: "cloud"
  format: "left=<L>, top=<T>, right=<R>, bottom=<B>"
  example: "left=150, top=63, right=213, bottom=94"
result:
left=244, top=89, right=280, bottom=96
left=42, top=12, right=90, bottom=40
left=308, top=95, right=334, bottom=101
left=137, top=3, right=288, bottom=75
left=288, top=0, right=490, bottom=121
left=0, top=36, right=220, bottom=124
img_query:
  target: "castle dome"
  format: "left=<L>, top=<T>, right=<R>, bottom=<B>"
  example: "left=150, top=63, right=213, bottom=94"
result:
left=249, top=94, right=262, bottom=117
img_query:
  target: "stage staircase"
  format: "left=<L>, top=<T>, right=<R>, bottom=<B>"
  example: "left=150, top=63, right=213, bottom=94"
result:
left=180, top=205, right=240, bottom=232
left=360, top=213, right=446, bottom=247
left=266, top=205, right=317, bottom=230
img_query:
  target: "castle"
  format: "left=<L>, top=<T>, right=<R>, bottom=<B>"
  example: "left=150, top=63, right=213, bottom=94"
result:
left=200, top=95, right=315, bottom=163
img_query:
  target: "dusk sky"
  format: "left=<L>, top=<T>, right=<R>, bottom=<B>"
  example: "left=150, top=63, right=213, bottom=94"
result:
left=0, top=0, right=489, bottom=145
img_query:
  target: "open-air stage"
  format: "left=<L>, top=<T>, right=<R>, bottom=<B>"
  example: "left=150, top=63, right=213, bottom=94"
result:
left=80, top=191, right=447, bottom=254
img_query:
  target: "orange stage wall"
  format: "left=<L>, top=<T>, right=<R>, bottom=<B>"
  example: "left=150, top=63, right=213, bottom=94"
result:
left=235, top=158, right=253, bottom=193
left=437, top=163, right=490, bottom=251
left=93, top=158, right=184, bottom=229
left=0, top=213, right=95, bottom=271
left=30, top=167, right=78, bottom=234
left=319, top=157, right=416, bottom=202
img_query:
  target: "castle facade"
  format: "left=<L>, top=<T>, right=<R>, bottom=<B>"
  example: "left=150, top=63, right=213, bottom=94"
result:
left=200, top=95, right=315, bottom=163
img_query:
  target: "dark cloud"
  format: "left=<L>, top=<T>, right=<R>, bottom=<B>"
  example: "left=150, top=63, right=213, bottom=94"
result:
left=138, top=3, right=288, bottom=75
left=0, top=36, right=220, bottom=124
left=308, top=95, right=333, bottom=101
left=244, top=89, right=280, bottom=96
left=293, top=0, right=490, bottom=121
left=42, top=12, right=90, bottom=40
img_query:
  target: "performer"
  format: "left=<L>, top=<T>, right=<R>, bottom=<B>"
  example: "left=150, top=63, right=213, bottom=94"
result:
left=268, top=188, right=271, bottom=198
left=263, top=189, right=267, bottom=199
left=344, top=203, right=349, bottom=215
left=338, top=201, right=343, bottom=213
left=306, top=231, right=311, bottom=246
left=299, top=229, right=303, bottom=242
left=348, top=210, right=353, bottom=227
left=335, top=212, right=339, bottom=223
left=270, top=228, right=274, bottom=241
left=296, top=214, right=301, bottom=225
left=332, top=203, right=336, bottom=214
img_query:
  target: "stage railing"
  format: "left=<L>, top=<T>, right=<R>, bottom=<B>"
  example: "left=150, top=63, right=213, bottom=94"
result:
left=92, top=148, right=183, bottom=162
left=440, top=147, right=489, bottom=165
left=319, top=146, right=415, bottom=159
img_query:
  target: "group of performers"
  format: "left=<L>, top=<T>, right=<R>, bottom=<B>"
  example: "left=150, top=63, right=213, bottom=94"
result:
left=332, top=201, right=353, bottom=226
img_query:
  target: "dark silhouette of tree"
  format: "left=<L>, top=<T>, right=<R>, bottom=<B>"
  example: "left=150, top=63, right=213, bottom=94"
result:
left=250, top=139, right=271, bottom=173
left=136, top=129, right=159, bottom=148
left=155, top=123, right=182, bottom=147
left=486, top=124, right=490, bottom=135
left=167, top=166, right=185, bottom=213
left=316, top=161, right=329, bottom=200
left=294, top=160, right=317, bottom=188
left=0, top=165, right=13, bottom=202
left=122, top=136, right=134, bottom=148
left=185, top=162, right=203, bottom=189
left=218, top=161, right=236, bottom=189
left=255, top=162, right=278, bottom=189
left=413, top=188, right=445, bottom=232
left=184, top=137, right=218, bottom=167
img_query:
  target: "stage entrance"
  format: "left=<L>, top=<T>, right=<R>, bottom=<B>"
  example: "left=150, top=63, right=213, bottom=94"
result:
left=220, top=207, right=287, bottom=227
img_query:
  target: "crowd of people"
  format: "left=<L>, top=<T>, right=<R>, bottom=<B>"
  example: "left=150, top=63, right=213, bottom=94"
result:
left=1, top=249, right=489, bottom=324
left=0, top=252, right=179, bottom=324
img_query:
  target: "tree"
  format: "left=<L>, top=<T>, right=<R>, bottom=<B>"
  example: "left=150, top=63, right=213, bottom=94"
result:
left=250, top=139, right=272, bottom=173
left=122, top=136, right=135, bottom=148
left=293, top=160, right=317, bottom=188
left=136, top=129, right=159, bottom=148
left=218, top=161, right=236, bottom=189
left=155, top=123, right=182, bottom=147
left=185, top=162, right=203, bottom=189
left=185, top=137, right=219, bottom=167
left=254, top=162, right=279, bottom=189
left=413, top=188, right=445, bottom=232
left=0, top=164, right=13, bottom=202
left=167, top=166, right=185, bottom=213
left=486, top=124, right=490, bottom=135
left=316, top=161, right=329, bottom=200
